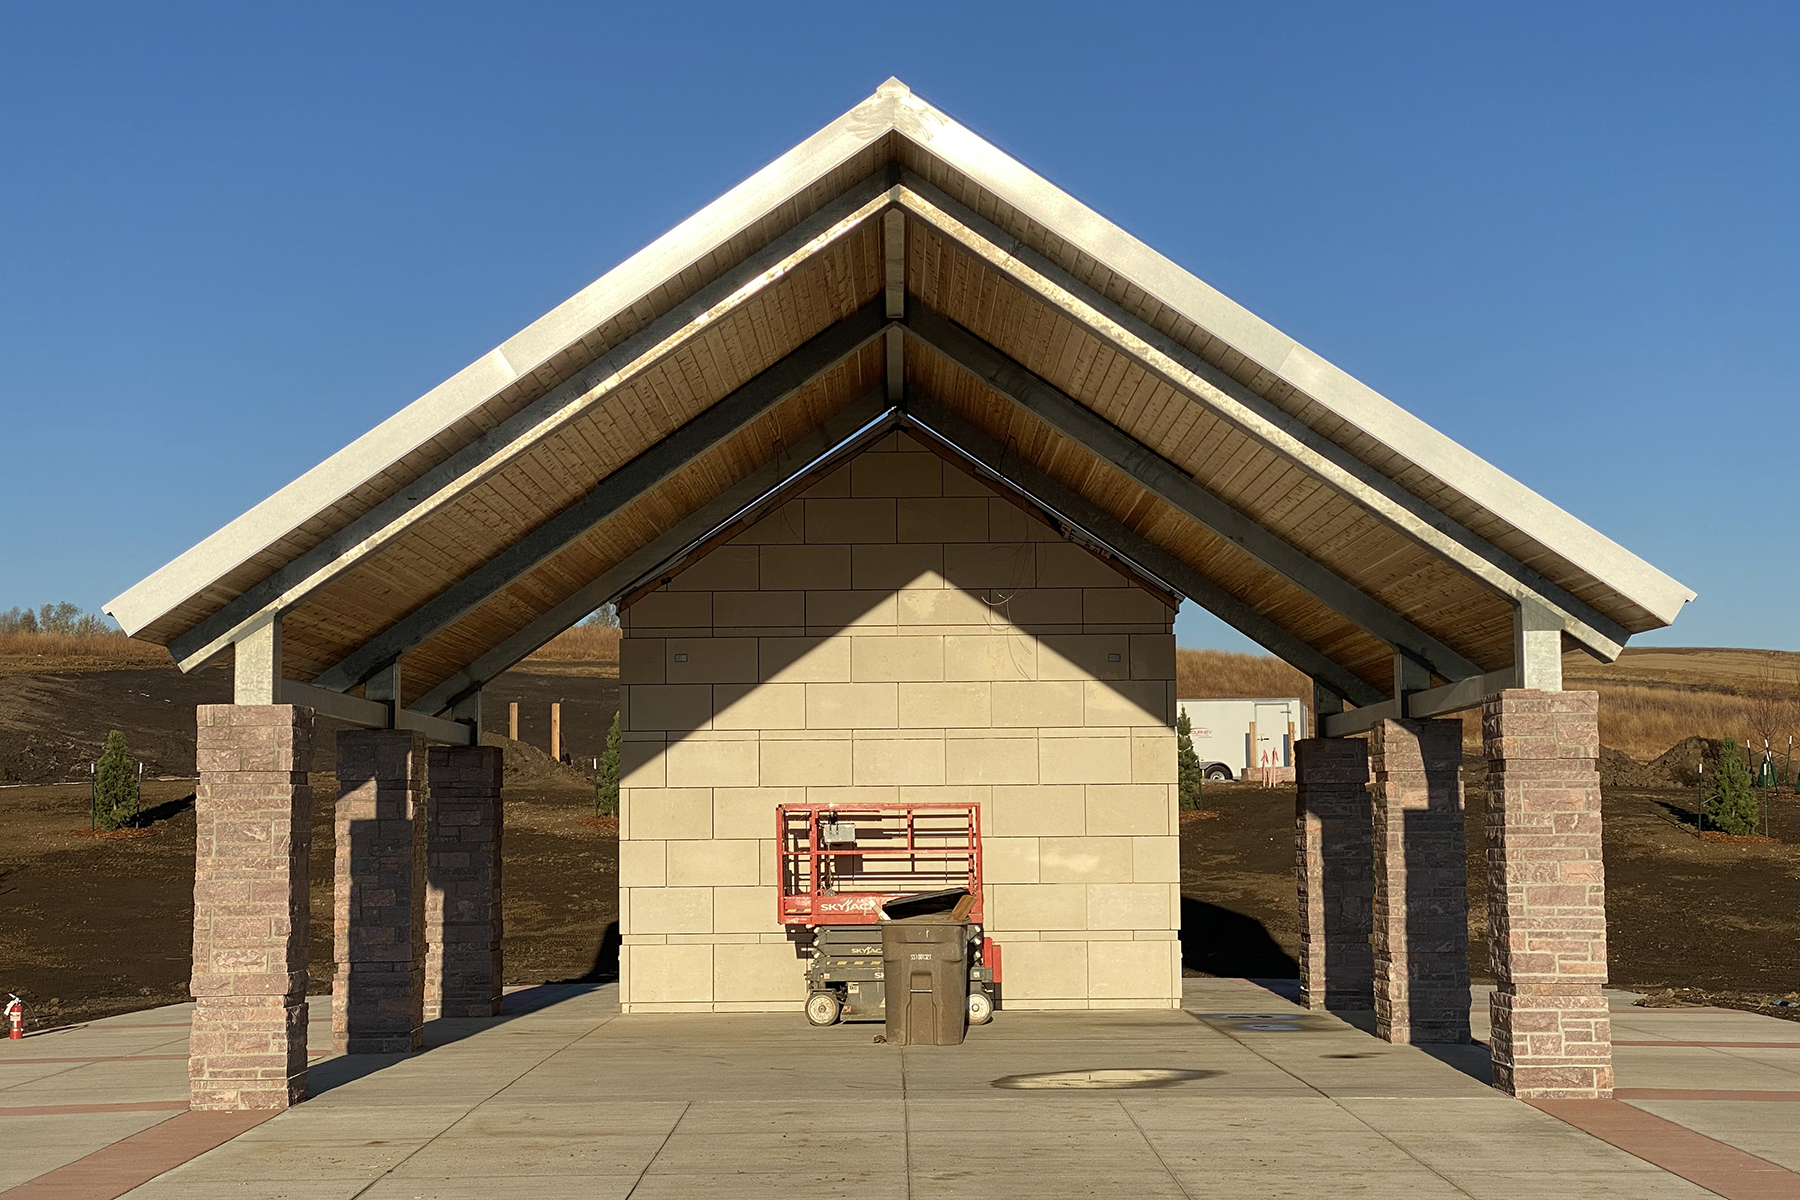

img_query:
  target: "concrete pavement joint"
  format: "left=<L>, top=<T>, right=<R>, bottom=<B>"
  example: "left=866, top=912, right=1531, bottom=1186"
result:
left=622, top=1099, right=690, bottom=1199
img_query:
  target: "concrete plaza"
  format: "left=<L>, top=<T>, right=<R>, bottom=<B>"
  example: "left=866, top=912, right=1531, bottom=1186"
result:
left=4, top=979, right=1798, bottom=1199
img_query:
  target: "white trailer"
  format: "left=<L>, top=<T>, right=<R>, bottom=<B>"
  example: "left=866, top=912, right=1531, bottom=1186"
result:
left=1177, top=697, right=1310, bottom=780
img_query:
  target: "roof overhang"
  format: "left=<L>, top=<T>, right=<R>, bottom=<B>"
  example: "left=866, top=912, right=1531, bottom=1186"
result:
left=107, top=78, right=1693, bottom=722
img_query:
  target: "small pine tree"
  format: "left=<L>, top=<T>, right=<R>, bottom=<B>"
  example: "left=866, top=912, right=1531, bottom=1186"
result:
left=596, top=711, right=621, bottom=817
left=94, top=730, right=139, bottom=831
left=1704, top=737, right=1760, bottom=836
left=1176, top=709, right=1204, bottom=812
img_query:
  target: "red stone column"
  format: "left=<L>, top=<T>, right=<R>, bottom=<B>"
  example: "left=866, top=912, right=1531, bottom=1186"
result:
left=1369, top=717, right=1471, bottom=1043
left=189, top=704, right=313, bottom=1110
left=1294, top=737, right=1374, bottom=1011
left=1484, top=689, right=1614, bottom=1098
left=334, top=729, right=427, bottom=1053
left=425, top=744, right=504, bottom=1019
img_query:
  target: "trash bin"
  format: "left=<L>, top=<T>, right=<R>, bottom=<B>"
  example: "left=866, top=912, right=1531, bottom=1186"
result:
left=882, top=914, right=969, bottom=1046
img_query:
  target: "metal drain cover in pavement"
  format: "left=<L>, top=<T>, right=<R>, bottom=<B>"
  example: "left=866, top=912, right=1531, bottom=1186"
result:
left=992, top=1068, right=1216, bottom=1090
left=1200, top=1013, right=1305, bottom=1031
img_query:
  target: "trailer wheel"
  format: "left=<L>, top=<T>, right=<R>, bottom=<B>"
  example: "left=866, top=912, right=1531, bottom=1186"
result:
left=805, top=991, right=842, bottom=1027
left=967, top=989, right=993, bottom=1026
left=1203, top=764, right=1233, bottom=781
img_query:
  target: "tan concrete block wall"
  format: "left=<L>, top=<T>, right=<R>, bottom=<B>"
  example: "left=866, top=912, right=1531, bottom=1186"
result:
left=618, top=433, right=1180, bottom=1013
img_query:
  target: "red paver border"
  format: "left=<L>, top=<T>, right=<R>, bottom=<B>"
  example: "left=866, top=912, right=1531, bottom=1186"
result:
left=1615, top=1089, right=1800, bottom=1102
left=1533, top=1098, right=1800, bottom=1200
left=0, top=1108, right=276, bottom=1199
left=0, top=1102, right=189, bottom=1117
left=0, top=1057, right=188, bottom=1065
left=1615, top=1041, right=1800, bottom=1049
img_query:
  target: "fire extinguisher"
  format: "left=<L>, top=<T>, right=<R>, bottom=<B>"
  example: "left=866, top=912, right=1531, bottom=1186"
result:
left=4, top=994, right=22, bottom=1040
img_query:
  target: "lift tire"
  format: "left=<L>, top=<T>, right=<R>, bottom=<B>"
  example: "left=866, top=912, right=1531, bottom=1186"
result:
left=967, top=990, right=993, bottom=1026
left=805, top=992, right=842, bottom=1027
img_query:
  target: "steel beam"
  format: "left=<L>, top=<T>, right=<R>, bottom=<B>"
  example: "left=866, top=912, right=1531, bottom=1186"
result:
left=280, top=679, right=471, bottom=745
left=167, top=175, right=896, bottom=674
left=406, top=392, right=895, bottom=718
left=232, top=616, right=281, bottom=705
left=309, top=302, right=887, bottom=694
left=899, top=393, right=1385, bottom=707
left=892, top=174, right=1633, bottom=662
left=907, top=306, right=1485, bottom=684
left=1320, top=667, right=1518, bottom=737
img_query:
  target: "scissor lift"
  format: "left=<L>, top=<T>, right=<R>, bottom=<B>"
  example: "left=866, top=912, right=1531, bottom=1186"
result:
left=777, top=801, right=999, bottom=1026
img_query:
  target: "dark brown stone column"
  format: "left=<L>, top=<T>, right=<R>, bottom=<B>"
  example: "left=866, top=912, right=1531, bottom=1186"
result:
left=1294, top=737, right=1374, bottom=1011
left=334, top=729, right=427, bottom=1053
left=1369, top=717, right=1471, bottom=1043
left=425, top=744, right=504, bottom=1019
left=189, top=704, right=313, bottom=1109
left=1485, top=689, right=1614, bottom=1098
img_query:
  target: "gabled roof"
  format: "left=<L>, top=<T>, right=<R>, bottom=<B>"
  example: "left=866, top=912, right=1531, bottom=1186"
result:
left=107, top=78, right=1692, bottom=717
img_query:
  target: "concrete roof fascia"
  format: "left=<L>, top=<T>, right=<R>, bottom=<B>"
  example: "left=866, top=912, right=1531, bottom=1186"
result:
left=882, top=89, right=1695, bottom=627
left=104, top=84, right=912, bottom=638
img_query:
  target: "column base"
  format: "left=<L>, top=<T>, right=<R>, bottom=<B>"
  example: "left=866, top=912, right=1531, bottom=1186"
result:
left=1490, top=986, right=1615, bottom=1098
left=189, top=998, right=308, bottom=1110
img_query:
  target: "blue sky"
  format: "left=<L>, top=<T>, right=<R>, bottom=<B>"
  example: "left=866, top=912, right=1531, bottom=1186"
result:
left=1, top=2, right=1794, bottom=652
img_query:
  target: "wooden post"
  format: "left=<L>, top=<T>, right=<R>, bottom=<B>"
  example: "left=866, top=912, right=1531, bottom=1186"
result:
left=508, top=701, right=519, bottom=741
left=550, top=702, right=561, bottom=762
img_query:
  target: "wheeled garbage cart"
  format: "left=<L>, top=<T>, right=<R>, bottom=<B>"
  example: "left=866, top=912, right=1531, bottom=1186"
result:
left=776, top=801, right=998, bottom=1028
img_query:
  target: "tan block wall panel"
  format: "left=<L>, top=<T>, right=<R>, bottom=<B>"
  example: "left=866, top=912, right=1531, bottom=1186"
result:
left=760, top=739, right=853, bottom=787
left=625, top=944, right=714, bottom=1004
left=628, top=788, right=712, bottom=841
left=667, top=840, right=761, bottom=888
left=1039, top=837, right=1135, bottom=884
left=900, top=498, right=987, bottom=542
left=805, top=682, right=897, bottom=729
left=1087, top=785, right=1174, bottom=836
left=714, top=943, right=811, bottom=1004
left=617, top=441, right=1179, bottom=1011
left=1088, top=883, right=1176, bottom=931
left=1132, top=733, right=1177, bottom=784
left=759, top=636, right=849, bottom=683
left=618, top=839, right=667, bottom=887
left=713, top=682, right=806, bottom=730
left=852, top=736, right=946, bottom=786
left=713, top=789, right=796, bottom=840
left=992, top=681, right=1084, bottom=728
left=851, top=636, right=946, bottom=682
left=712, top=886, right=783, bottom=935
left=667, top=638, right=758, bottom=684
left=1087, top=941, right=1181, bottom=1002
left=668, top=545, right=760, bottom=592
left=897, top=682, right=991, bottom=728
left=665, top=737, right=758, bottom=788
left=991, top=784, right=1084, bottom=837
left=992, top=883, right=1086, bottom=931
left=851, top=544, right=944, bottom=591
left=1039, top=734, right=1133, bottom=784
left=983, top=837, right=1041, bottom=885
left=1131, top=836, right=1181, bottom=884
left=627, top=887, right=713, bottom=936
left=1002, top=941, right=1089, bottom=1001
left=945, top=737, right=1038, bottom=784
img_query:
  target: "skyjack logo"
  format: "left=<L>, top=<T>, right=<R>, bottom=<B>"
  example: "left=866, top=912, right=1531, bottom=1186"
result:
left=817, top=895, right=885, bottom=915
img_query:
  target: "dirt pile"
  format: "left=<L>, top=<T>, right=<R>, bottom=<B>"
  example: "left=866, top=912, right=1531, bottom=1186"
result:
left=1596, top=736, right=1722, bottom=789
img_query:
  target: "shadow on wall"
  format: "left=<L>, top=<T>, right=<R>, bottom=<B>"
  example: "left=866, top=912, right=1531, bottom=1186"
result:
left=1179, top=896, right=1298, bottom=978
left=557, top=921, right=620, bottom=984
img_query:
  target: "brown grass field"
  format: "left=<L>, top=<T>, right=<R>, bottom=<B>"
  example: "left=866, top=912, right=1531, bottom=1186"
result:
left=2, top=629, right=1791, bottom=766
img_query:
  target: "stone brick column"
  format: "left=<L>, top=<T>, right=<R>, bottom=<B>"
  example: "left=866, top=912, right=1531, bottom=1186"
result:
left=425, top=745, right=504, bottom=1019
left=190, top=704, right=313, bottom=1109
left=1369, top=718, right=1471, bottom=1043
left=1294, top=737, right=1374, bottom=1011
left=1484, top=689, right=1614, bottom=1098
left=334, top=730, right=427, bottom=1053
